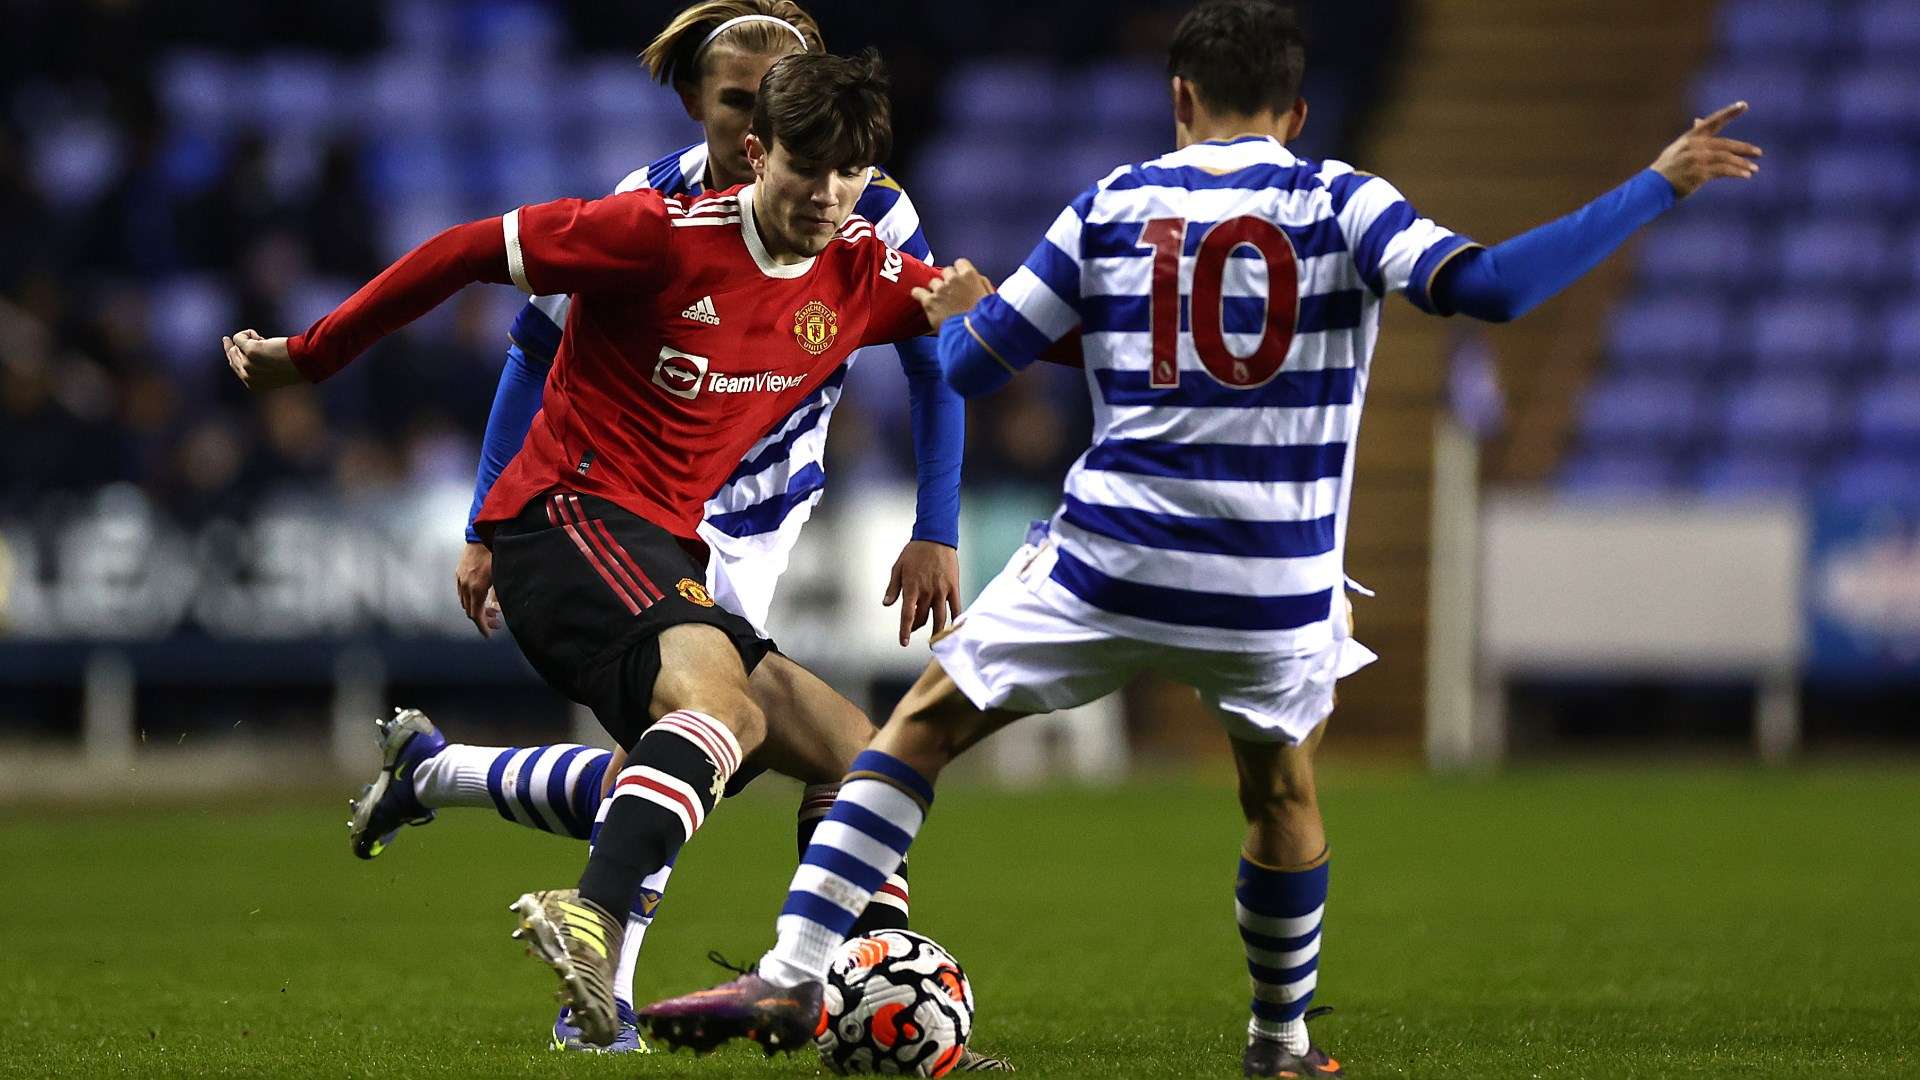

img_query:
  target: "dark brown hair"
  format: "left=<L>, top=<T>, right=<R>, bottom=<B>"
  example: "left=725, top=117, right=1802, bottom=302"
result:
left=750, top=49, right=893, bottom=170
left=1168, top=0, right=1307, bottom=117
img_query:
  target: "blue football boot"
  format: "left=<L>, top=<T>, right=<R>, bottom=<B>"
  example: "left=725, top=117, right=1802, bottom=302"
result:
left=347, top=708, right=445, bottom=859
left=552, top=1002, right=647, bottom=1054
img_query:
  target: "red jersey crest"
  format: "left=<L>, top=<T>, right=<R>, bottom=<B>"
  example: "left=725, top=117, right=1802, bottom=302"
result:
left=793, top=300, right=839, bottom=356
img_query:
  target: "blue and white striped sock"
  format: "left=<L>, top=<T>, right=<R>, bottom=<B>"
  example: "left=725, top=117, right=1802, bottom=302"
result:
left=759, top=750, right=934, bottom=986
left=411, top=743, right=612, bottom=840
left=800, top=783, right=911, bottom=934
left=1236, top=851, right=1328, bottom=1054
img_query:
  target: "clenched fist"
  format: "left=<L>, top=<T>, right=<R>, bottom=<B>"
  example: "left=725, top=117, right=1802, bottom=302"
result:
left=222, top=329, right=304, bottom=391
left=912, top=259, right=997, bottom=327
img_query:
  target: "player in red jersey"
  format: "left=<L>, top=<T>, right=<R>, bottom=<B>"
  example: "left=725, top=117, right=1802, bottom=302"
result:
left=224, top=52, right=942, bottom=1046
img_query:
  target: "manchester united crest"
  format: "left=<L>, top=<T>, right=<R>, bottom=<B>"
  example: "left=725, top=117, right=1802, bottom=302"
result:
left=792, top=299, right=839, bottom=356
left=675, top=578, right=717, bottom=607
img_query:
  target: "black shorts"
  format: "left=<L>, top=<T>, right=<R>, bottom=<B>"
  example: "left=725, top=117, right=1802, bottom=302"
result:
left=491, top=489, right=775, bottom=752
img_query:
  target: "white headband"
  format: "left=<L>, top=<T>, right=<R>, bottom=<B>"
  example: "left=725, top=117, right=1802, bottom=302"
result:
left=696, top=14, right=808, bottom=56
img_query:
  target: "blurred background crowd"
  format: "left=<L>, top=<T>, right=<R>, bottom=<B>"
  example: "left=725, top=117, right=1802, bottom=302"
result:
left=1, top=0, right=1914, bottom=770
left=0, top=0, right=1402, bottom=523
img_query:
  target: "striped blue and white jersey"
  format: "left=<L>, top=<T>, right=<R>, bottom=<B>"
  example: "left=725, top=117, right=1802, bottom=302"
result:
left=967, top=135, right=1476, bottom=654
left=502, top=141, right=935, bottom=631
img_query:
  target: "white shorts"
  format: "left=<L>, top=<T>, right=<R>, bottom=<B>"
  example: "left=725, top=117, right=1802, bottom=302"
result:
left=930, top=537, right=1377, bottom=746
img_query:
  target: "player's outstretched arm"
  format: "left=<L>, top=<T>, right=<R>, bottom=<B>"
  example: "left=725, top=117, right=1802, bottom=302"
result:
left=222, top=217, right=516, bottom=390
left=1431, top=101, right=1762, bottom=322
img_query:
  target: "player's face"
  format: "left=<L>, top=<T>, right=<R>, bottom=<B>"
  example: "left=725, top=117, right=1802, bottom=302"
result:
left=681, top=44, right=793, bottom=189
left=747, top=138, right=870, bottom=259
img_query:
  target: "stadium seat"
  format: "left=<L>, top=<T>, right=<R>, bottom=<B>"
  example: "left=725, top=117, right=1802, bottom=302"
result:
left=1856, top=377, right=1920, bottom=449
left=148, top=276, right=237, bottom=373
left=1774, top=219, right=1893, bottom=291
left=252, top=53, right=343, bottom=136
left=1606, top=296, right=1732, bottom=371
left=1804, top=145, right=1919, bottom=214
left=1745, top=296, right=1868, bottom=372
left=1693, top=451, right=1814, bottom=497
left=1720, top=376, right=1842, bottom=447
left=1829, top=67, right=1920, bottom=135
left=1853, top=0, right=1920, bottom=55
left=1826, top=453, right=1920, bottom=502
left=1717, top=0, right=1842, bottom=56
left=1635, top=217, right=1754, bottom=289
left=1691, top=60, right=1815, bottom=141
left=353, top=56, right=455, bottom=134
left=1559, top=450, right=1681, bottom=493
left=944, top=62, right=1062, bottom=136
left=1883, top=303, right=1920, bottom=371
left=158, top=52, right=240, bottom=134
left=1075, top=62, right=1168, bottom=136
left=1578, top=375, right=1704, bottom=445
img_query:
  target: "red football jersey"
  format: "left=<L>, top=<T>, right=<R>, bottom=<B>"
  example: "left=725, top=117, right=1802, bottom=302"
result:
left=473, top=184, right=940, bottom=540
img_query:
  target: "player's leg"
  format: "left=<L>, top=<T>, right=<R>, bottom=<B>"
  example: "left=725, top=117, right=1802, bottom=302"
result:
left=349, top=708, right=618, bottom=858
left=747, top=652, right=912, bottom=933
left=640, top=534, right=1132, bottom=1054
left=640, top=658, right=1024, bottom=1054
left=1190, top=638, right=1356, bottom=1080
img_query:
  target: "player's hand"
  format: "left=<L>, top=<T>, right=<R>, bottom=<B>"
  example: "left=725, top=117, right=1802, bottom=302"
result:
left=222, top=329, right=304, bottom=390
left=911, top=259, right=996, bottom=327
left=1651, top=101, right=1762, bottom=198
left=882, top=539, right=962, bottom=647
left=456, top=541, right=504, bottom=637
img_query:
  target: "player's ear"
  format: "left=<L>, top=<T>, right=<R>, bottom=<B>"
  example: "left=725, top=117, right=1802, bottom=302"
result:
left=744, top=133, right=768, bottom=179
left=1285, top=97, right=1309, bottom=142
left=1171, top=76, right=1195, bottom=130
left=675, top=81, right=704, bottom=124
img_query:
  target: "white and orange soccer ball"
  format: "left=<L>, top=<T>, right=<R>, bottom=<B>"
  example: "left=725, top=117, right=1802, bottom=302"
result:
left=814, top=929, right=975, bottom=1076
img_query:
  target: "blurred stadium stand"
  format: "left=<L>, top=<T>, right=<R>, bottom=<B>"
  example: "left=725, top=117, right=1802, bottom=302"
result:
left=1566, top=0, right=1920, bottom=498
left=2, top=0, right=1914, bottom=791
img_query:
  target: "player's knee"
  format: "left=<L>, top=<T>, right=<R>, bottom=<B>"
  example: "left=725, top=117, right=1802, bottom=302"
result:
left=1236, top=773, right=1316, bottom=828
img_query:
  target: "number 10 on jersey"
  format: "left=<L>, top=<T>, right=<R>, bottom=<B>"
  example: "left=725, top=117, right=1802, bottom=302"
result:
left=1141, top=215, right=1301, bottom=390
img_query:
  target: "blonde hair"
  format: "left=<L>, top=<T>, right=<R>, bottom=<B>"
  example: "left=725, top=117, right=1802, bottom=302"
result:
left=640, top=1, right=826, bottom=88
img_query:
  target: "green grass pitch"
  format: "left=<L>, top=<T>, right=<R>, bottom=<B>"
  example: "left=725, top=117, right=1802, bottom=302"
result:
left=2, top=765, right=1915, bottom=1078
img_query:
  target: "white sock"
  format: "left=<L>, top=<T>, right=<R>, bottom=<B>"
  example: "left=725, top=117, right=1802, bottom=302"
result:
left=409, top=744, right=500, bottom=808
left=612, top=863, right=673, bottom=1006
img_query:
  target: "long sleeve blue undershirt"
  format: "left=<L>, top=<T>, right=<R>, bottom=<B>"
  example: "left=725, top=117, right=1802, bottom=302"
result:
left=463, top=338, right=964, bottom=546
left=934, top=168, right=1682, bottom=395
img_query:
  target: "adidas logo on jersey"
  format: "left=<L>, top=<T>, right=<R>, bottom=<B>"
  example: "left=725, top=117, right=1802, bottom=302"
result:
left=680, top=295, right=720, bottom=325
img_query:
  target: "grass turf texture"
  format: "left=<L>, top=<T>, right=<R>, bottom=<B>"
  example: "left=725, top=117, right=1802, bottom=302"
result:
left=2, top=767, right=1915, bottom=1078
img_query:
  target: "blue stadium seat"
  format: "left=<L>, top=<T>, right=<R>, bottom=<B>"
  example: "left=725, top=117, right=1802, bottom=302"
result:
left=149, top=276, right=237, bottom=374
left=1804, top=145, right=1919, bottom=214
left=1827, top=453, right=1920, bottom=502
left=354, top=56, right=455, bottom=135
left=1829, top=67, right=1920, bottom=135
left=1884, top=302, right=1920, bottom=372
left=1694, top=451, right=1814, bottom=497
left=1075, top=63, right=1168, bottom=136
left=1853, top=0, right=1920, bottom=55
left=1720, top=376, right=1842, bottom=447
left=1578, top=375, right=1704, bottom=446
left=159, top=52, right=240, bottom=134
left=1746, top=296, right=1868, bottom=372
left=1636, top=217, right=1754, bottom=289
left=1607, top=296, right=1731, bottom=371
left=945, top=62, right=1062, bottom=136
left=1691, top=60, right=1815, bottom=142
left=1856, top=377, right=1920, bottom=449
left=253, top=53, right=343, bottom=136
left=1775, top=219, right=1893, bottom=291
left=1717, top=0, right=1842, bottom=56
left=1559, top=450, right=1681, bottom=493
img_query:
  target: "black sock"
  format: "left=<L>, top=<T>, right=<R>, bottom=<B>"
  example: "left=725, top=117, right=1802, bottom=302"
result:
left=578, top=710, right=738, bottom=915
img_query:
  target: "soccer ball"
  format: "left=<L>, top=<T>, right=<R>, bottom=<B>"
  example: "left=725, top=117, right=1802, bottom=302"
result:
left=814, top=929, right=975, bottom=1076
